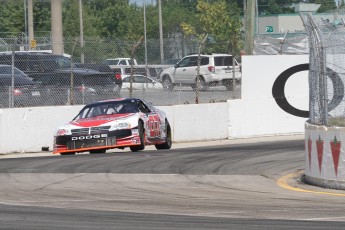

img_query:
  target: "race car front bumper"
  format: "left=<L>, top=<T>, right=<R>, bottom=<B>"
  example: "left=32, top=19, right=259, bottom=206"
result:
left=53, top=129, right=141, bottom=154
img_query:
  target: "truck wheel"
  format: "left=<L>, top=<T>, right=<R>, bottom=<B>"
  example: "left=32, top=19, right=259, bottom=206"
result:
left=162, top=77, right=174, bottom=91
left=224, top=80, right=233, bottom=91
left=192, top=76, right=208, bottom=91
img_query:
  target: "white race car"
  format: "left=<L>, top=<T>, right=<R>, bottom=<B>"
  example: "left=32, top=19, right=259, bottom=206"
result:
left=53, top=98, right=172, bottom=155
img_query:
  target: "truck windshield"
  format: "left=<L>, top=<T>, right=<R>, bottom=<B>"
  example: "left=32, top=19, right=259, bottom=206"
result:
left=41, top=56, right=74, bottom=70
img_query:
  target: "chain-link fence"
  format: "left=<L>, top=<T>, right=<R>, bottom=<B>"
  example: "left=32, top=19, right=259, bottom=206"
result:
left=301, top=13, right=345, bottom=126
left=254, top=33, right=309, bottom=55
left=0, top=36, right=241, bottom=108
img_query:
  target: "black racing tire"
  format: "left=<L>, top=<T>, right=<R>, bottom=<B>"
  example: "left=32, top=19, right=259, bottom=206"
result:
left=130, top=121, right=145, bottom=152
left=155, top=121, right=172, bottom=150
left=89, top=149, right=106, bottom=154
left=60, top=152, right=76, bottom=156
left=162, top=76, right=174, bottom=91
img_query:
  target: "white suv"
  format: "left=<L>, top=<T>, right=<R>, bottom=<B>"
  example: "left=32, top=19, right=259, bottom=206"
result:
left=105, top=58, right=138, bottom=66
left=158, top=53, right=241, bottom=91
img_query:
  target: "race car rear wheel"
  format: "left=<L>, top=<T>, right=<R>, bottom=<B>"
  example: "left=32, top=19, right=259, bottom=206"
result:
left=155, top=121, right=172, bottom=150
left=130, top=121, right=145, bottom=152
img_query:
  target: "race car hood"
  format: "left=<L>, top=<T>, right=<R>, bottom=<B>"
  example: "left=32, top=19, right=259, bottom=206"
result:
left=70, top=113, right=137, bottom=127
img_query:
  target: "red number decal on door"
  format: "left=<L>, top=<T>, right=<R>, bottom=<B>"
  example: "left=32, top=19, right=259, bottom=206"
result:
left=148, top=115, right=161, bottom=137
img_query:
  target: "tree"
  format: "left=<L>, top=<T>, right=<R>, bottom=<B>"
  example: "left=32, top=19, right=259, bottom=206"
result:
left=181, top=0, right=242, bottom=55
left=0, top=0, right=25, bottom=34
left=62, top=0, right=101, bottom=37
left=32, top=0, right=51, bottom=35
left=338, top=0, right=345, bottom=12
left=315, top=0, right=337, bottom=12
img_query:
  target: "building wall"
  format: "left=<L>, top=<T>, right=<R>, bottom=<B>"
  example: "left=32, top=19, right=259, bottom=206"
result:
left=278, top=15, right=305, bottom=33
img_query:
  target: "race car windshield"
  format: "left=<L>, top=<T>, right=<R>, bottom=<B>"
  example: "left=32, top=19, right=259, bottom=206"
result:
left=74, top=101, right=138, bottom=119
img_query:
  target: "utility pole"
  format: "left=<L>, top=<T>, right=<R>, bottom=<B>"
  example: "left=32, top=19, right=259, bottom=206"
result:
left=28, top=0, right=34, bottom=50
left=144, top=0, right=148, bottom=74
left=51, top=0, right=64, bottom=55
left=24, top=0, right=28, bottom=50
left=79, top=0, right=84, bottom=63
left=244, top=0, right=255, bottom=55
left=158, top=0, right=164, bottom=63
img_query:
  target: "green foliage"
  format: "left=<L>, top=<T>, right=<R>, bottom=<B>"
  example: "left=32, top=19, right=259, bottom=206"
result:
left=328, top=117, right=345, bottom=127
left=180, top=0, right=242, bottom=55
left=33, top=1, right=51, bottom=33
left=0, top=0, right=337, bottom=59
left=315, top=0, right=337, bottom=13
left=259, top=0, right=302, bottom=15
left=0, top=0, right=25, bottom=34
left=63, top=0, right=102, bottom=37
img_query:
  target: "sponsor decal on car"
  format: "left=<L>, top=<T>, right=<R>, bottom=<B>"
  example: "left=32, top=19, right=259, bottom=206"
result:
left=71, top=134, right=108, bottom=140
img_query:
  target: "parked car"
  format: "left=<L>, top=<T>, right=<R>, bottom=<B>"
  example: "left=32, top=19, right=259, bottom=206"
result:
left=110, top=65, right=162, bottom=80
left=105, top=58, right=138, bottom=66
left=158, top=53, right=241, bottom=91
left=0, top=52, right=122, bottom=95
left=122, top=74, right=163, bottom=90
left=0, top=75, right=42, bottom=108
left=74, top=63, right=122, bottom=88
left=33, top=72, right=120, bottom=106
left=0, top=64, right=31, bottom=79
left=53, top=97, right=172, bottom=155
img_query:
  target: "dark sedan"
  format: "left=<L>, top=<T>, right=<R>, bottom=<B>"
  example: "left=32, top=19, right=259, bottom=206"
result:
left=32, top=73, right=121, bottom=106
left=0, top=64, right=31, bottom=79
left=0, top=75, right=42, bottom=108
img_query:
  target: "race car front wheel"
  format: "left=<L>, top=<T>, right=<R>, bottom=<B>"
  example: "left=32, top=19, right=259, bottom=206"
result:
left=90, top=149, right=106, bottom=154
left=130, top=121, right=145, bottom=152
left=60, top=152, right=75, bottom=156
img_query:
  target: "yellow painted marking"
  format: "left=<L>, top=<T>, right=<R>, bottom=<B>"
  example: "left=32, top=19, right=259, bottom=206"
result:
left=277, top=173, right=345, bottom=197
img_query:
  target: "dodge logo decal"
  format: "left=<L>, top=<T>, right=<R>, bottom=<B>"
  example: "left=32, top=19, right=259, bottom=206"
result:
left=71, top=134, right=108, bottom=141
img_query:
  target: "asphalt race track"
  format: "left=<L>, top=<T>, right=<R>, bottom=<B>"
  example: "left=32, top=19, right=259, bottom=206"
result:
left=1, top=136, right=345, bottom=229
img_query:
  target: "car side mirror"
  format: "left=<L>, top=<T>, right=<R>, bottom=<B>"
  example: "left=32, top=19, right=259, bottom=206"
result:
left=174, top=63, right=178, bottom=68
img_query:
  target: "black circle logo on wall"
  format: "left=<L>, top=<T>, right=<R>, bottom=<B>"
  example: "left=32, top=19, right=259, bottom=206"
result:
left=272, top=63, right=344, bottom=118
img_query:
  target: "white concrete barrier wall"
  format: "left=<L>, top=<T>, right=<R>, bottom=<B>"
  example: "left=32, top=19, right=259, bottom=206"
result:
left=228, top=98, right=305, bottom=138
left=0, top=55, right=311, bottom=154
left=242, top=55, right=309, bottom=100
left=0, top=106, right=83, bottom=153
left=163, top=103, right=229, bottom=143
left=0, top=103, right=230, bottom=153
left=228, top=54, right=309, bottom=138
